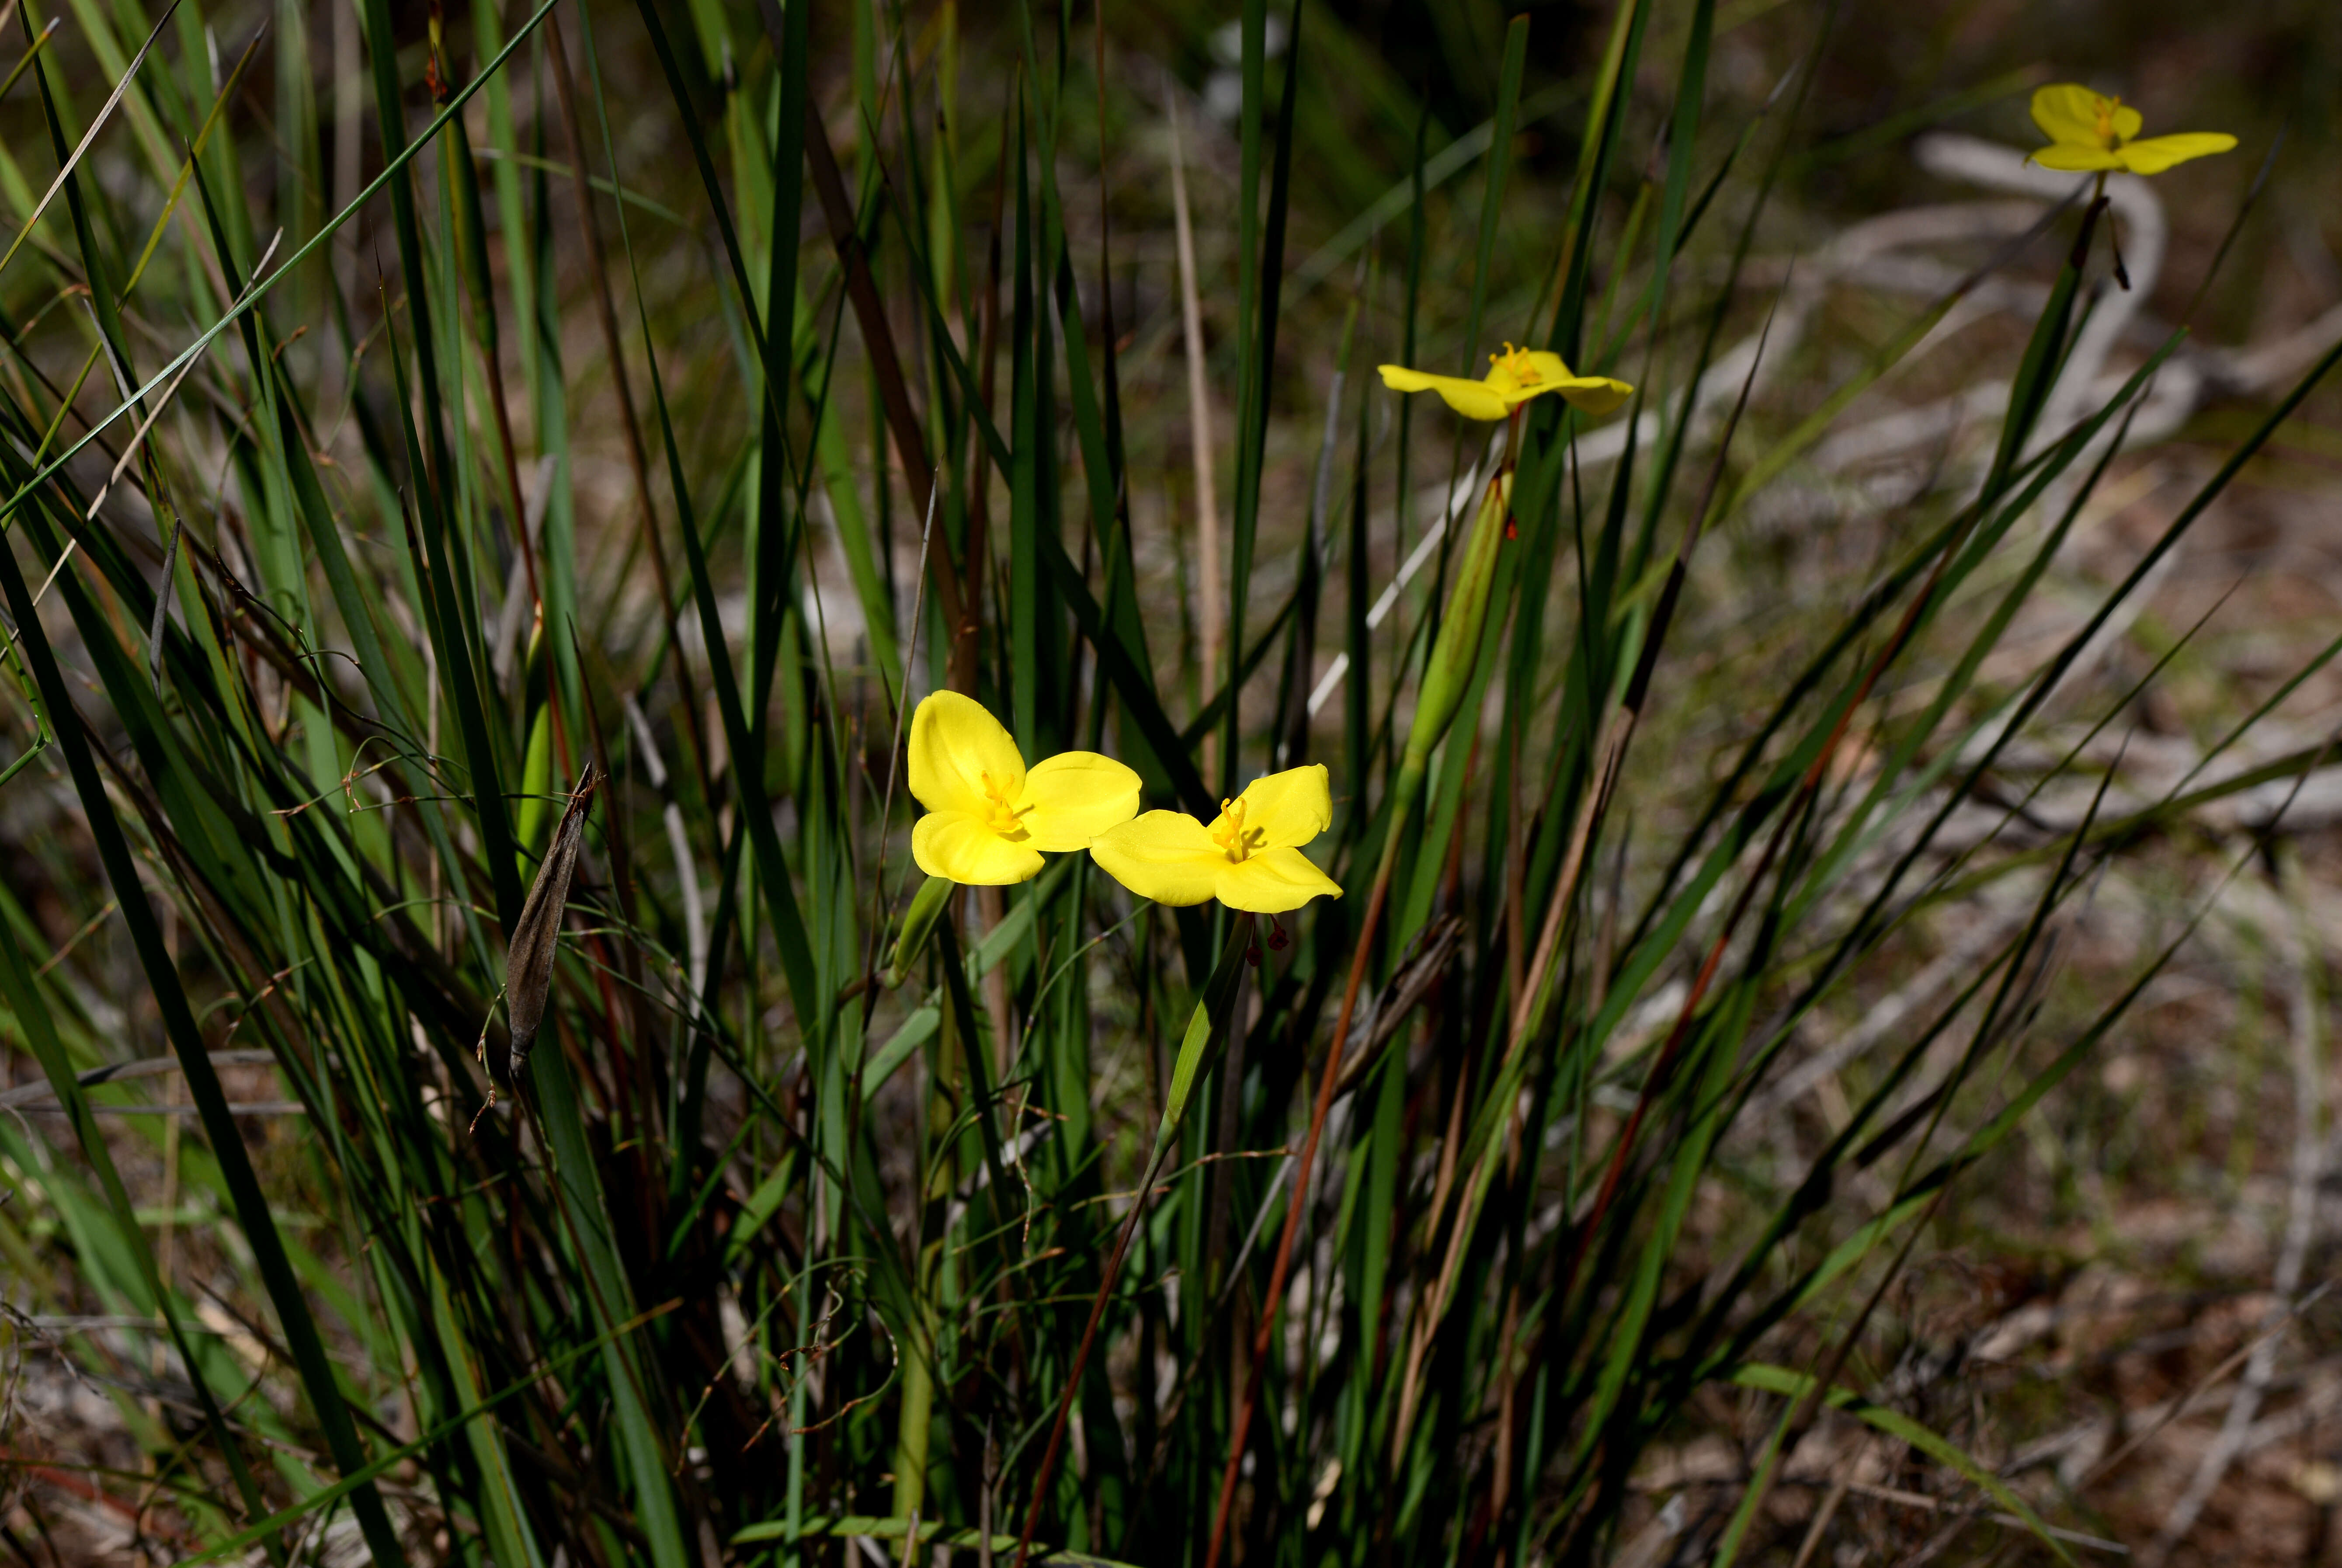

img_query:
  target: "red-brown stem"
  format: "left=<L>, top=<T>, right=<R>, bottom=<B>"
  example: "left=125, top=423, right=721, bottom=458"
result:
left=1206, top=404, right=1525, bottom=1565
left=545, top=10, right=675, bottom=782
left=1016, top=917, right=1254, bottom=1567
left=1011, top=1137, right=1171, bottom=1568
left=1204, top=855, right=1395, bottom=1568
left=1549, top=522, right=1964, bottom=1319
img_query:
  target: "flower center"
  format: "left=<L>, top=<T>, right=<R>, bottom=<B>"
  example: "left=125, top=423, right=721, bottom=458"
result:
left=979, top=771, right=1026, bottom=836
left=1209, top=798, right=1265, bottom=863
left=2093, top=95, right=2122, bottom=149
left=1489, top=342, right=1539, bottom=386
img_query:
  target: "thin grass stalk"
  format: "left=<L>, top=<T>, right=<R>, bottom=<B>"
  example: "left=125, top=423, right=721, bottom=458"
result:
left=791, top=31, right=969, bottom=691
left=1713, top=771, right=2120, bottom=1568
left=1168, top=88, right=1221, bottom=784
left=1204, top=434, right=1523, bottom=1566
left=1514, top=295, right=1776, bottom=1040
left=1015, top=918, right=1254, bottom=1568
left=542, top=7, right=701, bottom=785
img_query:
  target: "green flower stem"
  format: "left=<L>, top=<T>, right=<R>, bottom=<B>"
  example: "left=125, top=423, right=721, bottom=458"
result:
left=1014, top=915, right=1254, bottom=1567
left=1207, top=451, right=1515, bottom=1567
left=890, top=1280, right=938, bottom=1554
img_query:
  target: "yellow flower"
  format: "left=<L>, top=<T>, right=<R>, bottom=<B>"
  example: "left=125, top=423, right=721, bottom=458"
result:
left=909, top=691, right=1140, bottom=885
left=2026, top=84, right=2235, bottom=175
left=1378, top=343, right=1633, bottom=422
left=1090, top=765, right=1343, bottom=913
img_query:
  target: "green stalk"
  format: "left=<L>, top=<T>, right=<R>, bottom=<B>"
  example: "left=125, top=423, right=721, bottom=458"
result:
left=1206, top=445, right=1517, bottom=1566
left=1014, top=917, right=1254, bottom=1567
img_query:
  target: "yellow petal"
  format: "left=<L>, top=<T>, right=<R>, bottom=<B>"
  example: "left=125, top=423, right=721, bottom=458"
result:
left=1517, top=350, right=1574, bottom=389
left=1489, top=351, right=1574, bottom=407
left=2116, top=132, right=2237, bottom=175
left=2029, top=84, right=2137, bottom=149
left=908, top=690, right=1024, bottom=818
left=914, top=811, right=1045, bottom=885
left=1088, top=811, right=1225, bottom=905
left=1233, top=764, right=1332, bottom=850
left=1556, top=376, right=1635, bottom=417
left=1018, top=751, right=1142, bottom=850
left=1216, top=848, right=1342, bottom=913
left=2027, top=144, right=2126, bottom=172
left=1379, top=364, right=1510, bottom=421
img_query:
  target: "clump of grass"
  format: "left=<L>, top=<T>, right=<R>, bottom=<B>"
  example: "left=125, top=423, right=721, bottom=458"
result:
left=0, top=0, right=2335, bottom=1564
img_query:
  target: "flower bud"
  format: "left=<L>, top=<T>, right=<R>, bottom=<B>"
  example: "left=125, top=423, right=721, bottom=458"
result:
left=882, top=873, right=955, bottom=987
left=1402, top=470, right=1512, bottom=773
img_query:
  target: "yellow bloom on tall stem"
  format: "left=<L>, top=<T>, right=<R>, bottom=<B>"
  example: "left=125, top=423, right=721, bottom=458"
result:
left=1090, top=764, right=1342, bottom=913
left=909, top=691, right=1140, bottom=885
left=1378, top=343, right=1633, bottom=422
left=2026, top=84, right=2235, bottom=175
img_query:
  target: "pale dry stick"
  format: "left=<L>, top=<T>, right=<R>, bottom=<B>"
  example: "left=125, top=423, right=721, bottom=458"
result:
left=1604, top=1495, right=1688, bottom=1568
left=0, top=1051, right=273, bottom=1109
left=1796, top=1477, right=2127, bottom=1555
left=2224, top=1356, right=2342, bottom=1453
left=0, top=0, right=180, bottom=286
left=1168, top=87, right=1223, bottom=786
left=1740, top=885, right=2040, bottom=1126
left=2064, top=1284, right=2336, bottom=1495
left=22, top=250, right=278, bottom=618
left=1303, top=457, right=1491, bottom=720
left=15, top=1101, right=304, bottom=1116
left=622, top=694, right=708, bottom=999
left=2139, top=883, right=2326, bottom=1568
left=2220, top=297, right=2342, bottom=394
left=1786, top=1471, right=1853, bottom=1568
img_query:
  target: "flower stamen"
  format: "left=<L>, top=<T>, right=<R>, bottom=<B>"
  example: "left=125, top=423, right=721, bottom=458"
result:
left=1489, top=341, right=1540, bottom=386
left=1209, top=798, right=1263, bottom=863
left=978, top=771, right=1027, bottom=836
left=2094, top=94, right=2122, bottom=149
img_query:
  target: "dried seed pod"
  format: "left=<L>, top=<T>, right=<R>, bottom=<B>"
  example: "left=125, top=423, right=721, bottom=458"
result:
left=494, top=761, right=604, bottom=1090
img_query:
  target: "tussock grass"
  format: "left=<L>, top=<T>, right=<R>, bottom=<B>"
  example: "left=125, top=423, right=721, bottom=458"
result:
left=0, top=0, right=2336, bottom=1564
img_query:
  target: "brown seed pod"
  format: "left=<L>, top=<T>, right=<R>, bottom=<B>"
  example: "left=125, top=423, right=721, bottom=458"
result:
left=494, top=760, right=604, bottom=1090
